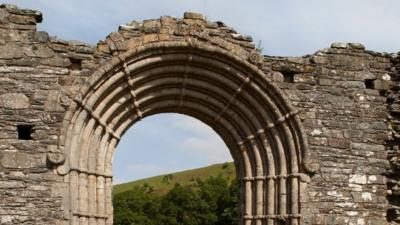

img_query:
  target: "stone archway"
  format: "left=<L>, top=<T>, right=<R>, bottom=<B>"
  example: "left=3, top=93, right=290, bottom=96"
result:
left=54, top=15, right=316, bottom=225
left=0, top=5, right=396, bottom=225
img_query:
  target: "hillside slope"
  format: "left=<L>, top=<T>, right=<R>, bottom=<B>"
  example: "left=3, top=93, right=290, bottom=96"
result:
left=113, top=162, right=236, bottom=195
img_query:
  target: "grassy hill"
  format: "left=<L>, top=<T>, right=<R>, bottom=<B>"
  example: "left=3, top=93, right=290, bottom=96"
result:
left=113, top=162, right=236, bottom=195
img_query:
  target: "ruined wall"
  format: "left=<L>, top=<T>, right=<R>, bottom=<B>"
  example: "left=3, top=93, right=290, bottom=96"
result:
left=0, top=4, right=398, bottom=225
left=0, top=4, right=97, bottom=224
left=264, top=45, right=396, bottom=225
left=386, top=54, right=400, bottom=224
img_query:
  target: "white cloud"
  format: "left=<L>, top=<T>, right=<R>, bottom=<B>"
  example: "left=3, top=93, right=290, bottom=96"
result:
left=176, top=136, right=232, bottom=163
left=171, top=114, right=214, bottom=137
left=169, top=114, right=232, bottom=162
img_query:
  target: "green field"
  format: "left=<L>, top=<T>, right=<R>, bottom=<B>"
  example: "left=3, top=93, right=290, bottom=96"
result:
left=113, top=161, right=236, bottom=195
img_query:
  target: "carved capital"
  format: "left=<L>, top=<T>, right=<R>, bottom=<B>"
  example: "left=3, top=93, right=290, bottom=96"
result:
left=303, top=162, right=320, bottom=174
left=299, top=173, right=311, bottom=183
left=46, top=152, right=66, bottom=166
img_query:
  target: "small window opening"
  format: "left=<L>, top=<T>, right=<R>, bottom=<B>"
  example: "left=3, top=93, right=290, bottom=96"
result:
left=387, top=208, right=398, bottom=223
left=365, top=79, right=375, bottom=89
left=69, top=58, right=82, bottom=70
left=281, top=70, right=296, bottom=83
left=17, top=125, right=34, bottom=140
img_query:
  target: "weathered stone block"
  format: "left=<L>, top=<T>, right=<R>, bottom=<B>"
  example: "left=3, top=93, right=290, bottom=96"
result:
left=0, top=7, right=9, bottom=22
left=349, top=174, right=367, bottom=185
left=351, top=192, right=376, bottom=203
left=327, top=138, right=350, bottom=149
left=33, top=45, right=54, bottom=58
left=348, top=42, right=365, bottom=49
left=331, top=42, right=347, bottom=49
left=319, top=78, right=334, bottom=86
left=0, top=93, right=30, bottom=109
left=294, top=73, right=316, bottom=84
left=51, top=182, right=67, bottom=197
left=0, top=43, right=24, bottom=59
left=142, top=34, right=158, bottom=43
left=351, top=142, right=385, bottom=152
left=0, top=4, right=42, bottom=23
left=40, top=56, right=71, bottom=67
left=0, top=152, right=46, bottom=169
left=184, top=12, right=205, bottom=21
left=367, top=175, right=385, bottom=184
left=8, top=14, right=36, bottom=25
left=311, top=55, right=328, bottom=64
left=33, top=31, right=49, bottom=43
left=143, top=20, right=160, bottom=33
left=344, top=130, right=363, bottom=139
left=0, top=180, right=26, bottom=188
left=372, top=79, right=391, bottom=90
left=270, top=71, right=284, bottom=82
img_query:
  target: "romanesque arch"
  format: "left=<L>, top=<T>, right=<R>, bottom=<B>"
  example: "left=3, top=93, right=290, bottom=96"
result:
left=1, top=5, right=396, bottom=225
left=55, top=38, right=315, bottom=225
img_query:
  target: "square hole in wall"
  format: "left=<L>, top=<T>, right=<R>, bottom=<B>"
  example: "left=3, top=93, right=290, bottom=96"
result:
left=69, top=58, right=82, bottom=70
left=17, top=125, right=34, bottom=140
left=365, top=79, right=375, bottom=89
left=281, top=70, right=296, bottom=83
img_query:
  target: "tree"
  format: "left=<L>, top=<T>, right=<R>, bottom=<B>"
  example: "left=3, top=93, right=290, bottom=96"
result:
left=158, top=183, right=217, bottom=225
left=113, top=175, right=239, bottom=225
left=113, top=185, right=160, bottom=225
left=197, top=175, right=239, bottom=225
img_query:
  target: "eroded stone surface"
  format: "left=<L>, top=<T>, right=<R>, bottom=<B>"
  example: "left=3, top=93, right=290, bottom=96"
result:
left=0, top=93, right=30, bottom=109
left=1, top=152, right=46, bottom=168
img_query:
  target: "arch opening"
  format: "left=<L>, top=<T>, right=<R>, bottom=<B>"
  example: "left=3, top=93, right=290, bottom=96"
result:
left=57, top=41, right=313, bottom=225
left=112, top=113, right=234, bottom=185
left=112, top=113, right=238, bottom=225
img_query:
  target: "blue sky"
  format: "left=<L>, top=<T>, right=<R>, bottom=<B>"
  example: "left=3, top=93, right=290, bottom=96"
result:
left=113, top=114, right=230, bottom=184
left=6, top=0, right=400, bottom=183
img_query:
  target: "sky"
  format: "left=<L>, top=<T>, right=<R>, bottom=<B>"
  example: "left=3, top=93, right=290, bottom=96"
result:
left=112, top=113, right=230, bottom=184
left=5, top=0, right=400, bottom=183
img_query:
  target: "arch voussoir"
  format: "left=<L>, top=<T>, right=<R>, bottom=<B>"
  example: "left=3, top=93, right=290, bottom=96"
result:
left=57, top=20, right=313, bottom=224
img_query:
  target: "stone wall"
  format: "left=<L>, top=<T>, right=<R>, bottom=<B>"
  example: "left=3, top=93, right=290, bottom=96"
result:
left=0, top=4, right=399, bottom=225
left=264, top=45, right=396, bottom=225
left=0, top=4, right=96, bottom=225
left=386, top=54, right=400, bottom=224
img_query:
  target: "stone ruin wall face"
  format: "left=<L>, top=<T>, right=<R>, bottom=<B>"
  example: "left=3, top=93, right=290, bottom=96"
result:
left=0, top=4, right=399, bottom=225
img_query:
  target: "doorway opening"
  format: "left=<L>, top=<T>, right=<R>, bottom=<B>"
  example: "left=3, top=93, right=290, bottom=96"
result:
left=112, top=113, right=238, bottom=225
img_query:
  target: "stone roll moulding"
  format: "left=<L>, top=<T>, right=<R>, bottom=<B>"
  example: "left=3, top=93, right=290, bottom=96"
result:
left=56, top=40, right=316, bottom=224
